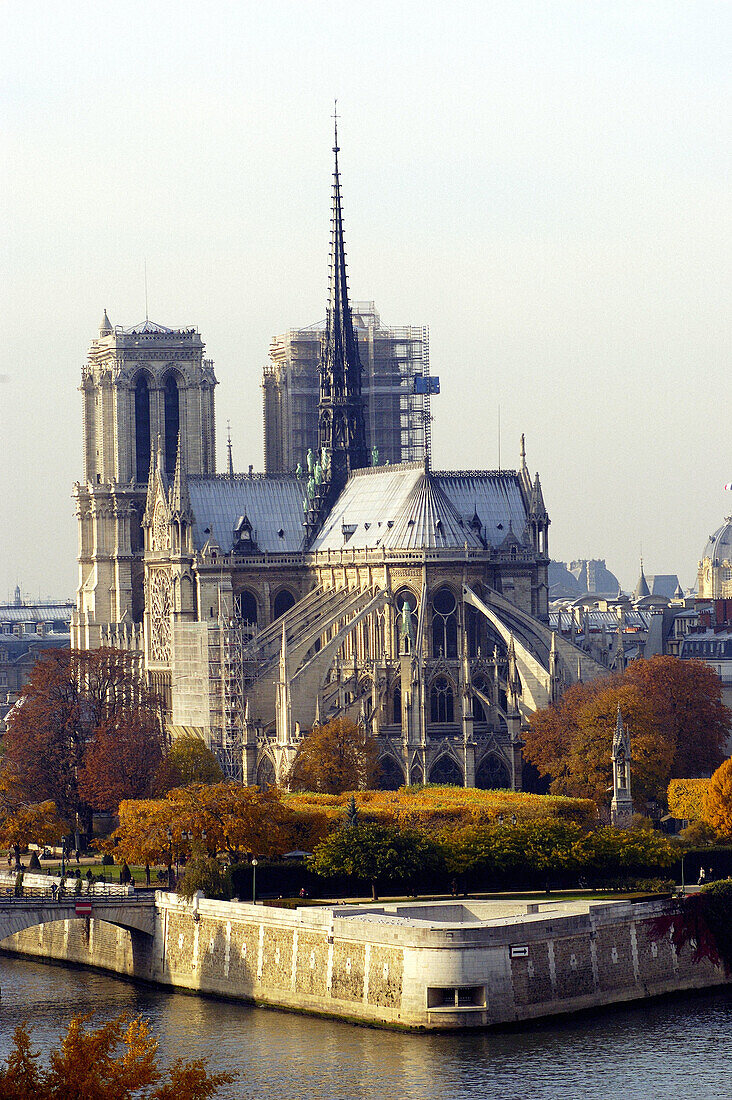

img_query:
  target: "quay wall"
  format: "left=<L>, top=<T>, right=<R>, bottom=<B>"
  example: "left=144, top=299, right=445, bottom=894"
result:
left=1, top=893, right=729, bottom=1029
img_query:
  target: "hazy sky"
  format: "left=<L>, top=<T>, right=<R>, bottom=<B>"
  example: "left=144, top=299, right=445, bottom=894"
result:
left=1, top=1, right=730, bottom=601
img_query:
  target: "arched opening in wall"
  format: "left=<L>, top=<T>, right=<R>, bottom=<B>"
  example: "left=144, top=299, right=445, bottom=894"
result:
left=475, top=754, right=511, bottom=790
left=134, top=374, right=151, bottom=482
left=472, top=675, right=489, bottom=722
left=393, top=684, right=401, bottom=724
left=410, top=766, right=423, bottom=786
left=394, top=589, right=418, bottom=654
left=377, top=755, right=404, bottom=791
left=256, top=755, right=276, bottom=789
left=430, top=677, right=454, bottom=723
left=273, top=588, right=296, bottom=620
left=163, top=373, right=180, bottom=480
left=234, top=590, right=258, bottom=642
left=429, top=754, right=462, bottom=787
left=431, top=587, right=458, bottom=659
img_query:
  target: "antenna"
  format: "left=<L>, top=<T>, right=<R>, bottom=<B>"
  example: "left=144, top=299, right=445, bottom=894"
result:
left=226, top=420, right=234, bottom=477
left=497, top=405, right=501, bottom=472
left=144, top=260, right=149, bottom=321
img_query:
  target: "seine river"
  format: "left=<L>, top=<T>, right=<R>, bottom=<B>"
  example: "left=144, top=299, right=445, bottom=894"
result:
left=1, top=953, right=731, bottom=1099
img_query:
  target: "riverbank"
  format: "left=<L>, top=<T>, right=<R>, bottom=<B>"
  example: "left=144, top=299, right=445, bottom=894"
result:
left=1, top=888, right=729, bottom=1030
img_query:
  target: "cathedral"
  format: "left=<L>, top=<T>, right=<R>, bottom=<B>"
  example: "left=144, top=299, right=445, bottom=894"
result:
left=72, top=124, right=601, bottom=789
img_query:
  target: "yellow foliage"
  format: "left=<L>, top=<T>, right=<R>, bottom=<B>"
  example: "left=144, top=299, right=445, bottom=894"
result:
left=667, top=778, right=711, bottom=822
left=703, top=758, right=732, bottom=837
left=285, top=785, right=596, bottom=833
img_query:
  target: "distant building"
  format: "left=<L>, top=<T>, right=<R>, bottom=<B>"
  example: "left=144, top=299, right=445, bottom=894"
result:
left=0, top=588, right=72, bottom=731
left=697, top=516, right=732, bottom=599
left=549, top=559, right=620, bottom=600
left=262, top=302, right=430, bottom=474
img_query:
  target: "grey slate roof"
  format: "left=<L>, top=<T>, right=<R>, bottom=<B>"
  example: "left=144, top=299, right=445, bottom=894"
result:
left=188, top=464, right=530, bottom=556
left=188, top=476, right=305, bottom=553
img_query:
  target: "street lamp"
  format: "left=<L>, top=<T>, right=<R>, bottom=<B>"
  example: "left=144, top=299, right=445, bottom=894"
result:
left=251, top=858, right=258, bottom=905
left=166, top=829, right=174, bottom=890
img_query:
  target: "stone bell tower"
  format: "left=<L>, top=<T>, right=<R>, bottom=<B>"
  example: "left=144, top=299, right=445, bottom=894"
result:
left=72, top=313, right=217, bottom=650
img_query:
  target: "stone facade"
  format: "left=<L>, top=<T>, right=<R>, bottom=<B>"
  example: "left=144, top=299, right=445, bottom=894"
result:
left=2, top=894, right=727, bottom=1031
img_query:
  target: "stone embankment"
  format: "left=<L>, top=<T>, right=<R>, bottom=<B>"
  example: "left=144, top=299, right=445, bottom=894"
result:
left=1, top=888, right=728, bottom=1030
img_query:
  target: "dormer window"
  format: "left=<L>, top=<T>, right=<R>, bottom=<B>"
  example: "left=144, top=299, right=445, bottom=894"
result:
left=233, top=514, right=258, bottom=554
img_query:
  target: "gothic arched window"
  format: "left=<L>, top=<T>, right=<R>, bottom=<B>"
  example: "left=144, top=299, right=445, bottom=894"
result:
left=257, top=755, right=276, bottom=789
left=134, top=374, right=151, bottom=482
left=475, top=754, right=511, bottom=791
left=429, top=754, right=462, bottom=787
left=430, top=676, right=454, bottom=723
left=393, top=684, right=402, bottom=724
left=273, top=588, right=296, bottom=620
left=378, top=755, right=404, bottom=791
left=431, top=587, right=458, bottom=659
left=163, top=373, right=180, bottom=480
left=234, top=589, right=258, bottom=642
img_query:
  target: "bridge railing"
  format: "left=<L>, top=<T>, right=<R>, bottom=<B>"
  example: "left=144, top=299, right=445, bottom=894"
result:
left=0, top=871, right=135, bottom=899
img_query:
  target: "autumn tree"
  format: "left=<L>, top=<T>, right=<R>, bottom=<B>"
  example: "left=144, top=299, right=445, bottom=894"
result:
left=78, top=710, right=165, bottom=813
left=703, top=757, right=732, bottom=837
left=109, top=783, right=305, bottom=867
left=523, top=656, right=729, bottom=808
left=4, top=648, right=162, bottom=838
left=154, top=736, right=224, bottom=793
left=289, top=718, right=379, bottom=794
left=0, top=1013, right=234, bottom=1099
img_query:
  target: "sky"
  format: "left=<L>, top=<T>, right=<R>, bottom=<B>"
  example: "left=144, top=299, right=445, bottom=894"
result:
left=1, top=0, right=730, bottom=601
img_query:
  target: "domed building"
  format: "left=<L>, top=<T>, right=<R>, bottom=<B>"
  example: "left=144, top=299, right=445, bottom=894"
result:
left=697, top=517, right=732, bottom=599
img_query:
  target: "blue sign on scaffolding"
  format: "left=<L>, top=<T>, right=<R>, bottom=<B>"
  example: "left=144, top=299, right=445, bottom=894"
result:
left=414, top=376, right=440, bottom=395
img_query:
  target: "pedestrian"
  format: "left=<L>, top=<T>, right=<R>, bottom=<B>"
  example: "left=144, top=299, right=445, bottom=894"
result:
left=451, top=878, right=458, bottom=897
left=51, top=882, right=57, bottom=901
left=698, top=867, right=706, bottom=886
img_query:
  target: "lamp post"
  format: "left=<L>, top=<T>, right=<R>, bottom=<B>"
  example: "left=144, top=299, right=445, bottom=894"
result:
left=166, top=828, right=174, bottom=890
left=251, top=858, right=258, bottom=905
left=60, top=839, right=66, bottom=880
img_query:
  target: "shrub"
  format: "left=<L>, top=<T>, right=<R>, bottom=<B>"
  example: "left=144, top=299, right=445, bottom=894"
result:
left=101, top=852, right=114, bottom=866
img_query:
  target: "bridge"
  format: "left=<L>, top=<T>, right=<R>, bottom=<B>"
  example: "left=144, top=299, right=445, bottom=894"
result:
left=0, top=892, right=156, bottom=942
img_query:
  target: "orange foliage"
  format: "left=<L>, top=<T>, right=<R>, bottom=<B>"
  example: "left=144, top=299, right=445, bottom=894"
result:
left=0, top=1013, right=233, bottom=1098
left=703, top=758, right=732, bottom=837
left=289, top=718, right=379, bottom=794
left=524, top=656, right=730, bottom=806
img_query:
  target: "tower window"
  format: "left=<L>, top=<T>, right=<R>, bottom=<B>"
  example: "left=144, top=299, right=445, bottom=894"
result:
left=164, top=373, right=180, bottom=479
left=134, top=375, right=151, bottom=482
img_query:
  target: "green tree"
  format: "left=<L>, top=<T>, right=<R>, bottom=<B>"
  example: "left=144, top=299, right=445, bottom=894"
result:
left=155, top=737, right=224, bottom=792
left=308, top=822, right=442, bottom=900
left=177, top=850, right=232, bottom=902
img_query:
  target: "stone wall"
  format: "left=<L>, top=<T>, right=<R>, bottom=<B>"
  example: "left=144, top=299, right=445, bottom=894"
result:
left=1, top=895, right=728, bottom=1030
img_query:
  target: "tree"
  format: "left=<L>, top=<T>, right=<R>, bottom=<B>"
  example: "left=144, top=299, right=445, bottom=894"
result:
left=155, top=736, right=224, bottom=793
left=0, top=799, right=66, bottom=869
left=0, top=1013, right=234, bottom=1099
left=289, top=718, right=379, bottom=794
left=441, top=820, right=583, bottom=879
left=109, top=783, right=305, bottom=867
left=78, top=711, right=165, bottom=813
left=177, top=851, right=232, bottom=902
left=668, top=779, right=711, bottom=823
left=308, top=822, right=442, bottom=900
left=703, top=757, right=732, bottom=837
left=523, top=656, right=730, bottom=808
left=4, top=648, right=163, bottom=838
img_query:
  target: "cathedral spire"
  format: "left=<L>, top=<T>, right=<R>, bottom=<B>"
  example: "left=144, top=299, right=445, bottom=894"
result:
left=316, top=107, right=368, bottom=508
left=226, top=420, right=234, bottom=477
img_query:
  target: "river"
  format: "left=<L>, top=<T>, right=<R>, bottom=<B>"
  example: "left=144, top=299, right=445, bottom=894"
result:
left=0, top=953, right=730, bottom=1099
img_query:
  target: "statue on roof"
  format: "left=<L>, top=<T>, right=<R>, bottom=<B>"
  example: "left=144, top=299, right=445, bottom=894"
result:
left=371, top=445, right=379, bottom=467
left=306, top=448, right=314, bottom=476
